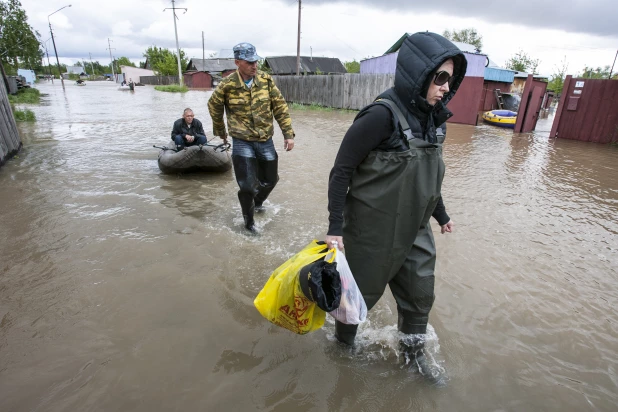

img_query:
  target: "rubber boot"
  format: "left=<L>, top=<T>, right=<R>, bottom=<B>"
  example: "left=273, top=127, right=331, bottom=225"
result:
left=232, top=155, right=259, bottom=232
left=335, top=320, right=358, bottom=346
left=254, top=158, right=279, bottom=212
left=400, top=334, right=447, bottom=387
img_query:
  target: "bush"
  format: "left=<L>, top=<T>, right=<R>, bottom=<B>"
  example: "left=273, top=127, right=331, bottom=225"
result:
left=154, top=85, right=188, bottom=93
left=8, top=87, right=41, bottom=104
left=12, top=107, right=36, bottom=122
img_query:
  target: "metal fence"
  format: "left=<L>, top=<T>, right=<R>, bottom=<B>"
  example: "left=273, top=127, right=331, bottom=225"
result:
left=272, top=73, right=395, bottom=110
left=139, top=75, right=179, bottom=86
left=0, top=77, right=21, bottom=168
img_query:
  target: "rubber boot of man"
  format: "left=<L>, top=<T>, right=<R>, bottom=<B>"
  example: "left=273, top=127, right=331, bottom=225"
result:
left=400, top=334, right=447, bottom=387
left=232, top=155, right=259, bottom=232
left=254, top=159, right=279, bottom=213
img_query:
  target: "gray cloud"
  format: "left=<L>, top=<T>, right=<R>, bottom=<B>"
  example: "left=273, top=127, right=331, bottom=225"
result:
left=307, top=0, right=618, bottom=37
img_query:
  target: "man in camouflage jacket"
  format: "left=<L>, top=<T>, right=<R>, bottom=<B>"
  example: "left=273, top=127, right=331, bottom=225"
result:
left=208, top=42, right=295, bottom=232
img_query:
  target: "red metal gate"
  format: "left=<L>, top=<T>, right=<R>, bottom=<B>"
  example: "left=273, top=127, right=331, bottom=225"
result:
left=514, top=75, right=547, bottom=133
left=550, top=76, right=618, bottom=143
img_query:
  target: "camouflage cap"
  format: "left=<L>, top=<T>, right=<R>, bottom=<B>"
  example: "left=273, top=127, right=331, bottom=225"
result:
left=233, top=42, right=261, bottom=62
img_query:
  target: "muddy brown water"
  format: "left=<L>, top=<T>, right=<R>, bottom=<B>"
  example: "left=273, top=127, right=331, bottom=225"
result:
left=1, top=82, right=617, bottom=411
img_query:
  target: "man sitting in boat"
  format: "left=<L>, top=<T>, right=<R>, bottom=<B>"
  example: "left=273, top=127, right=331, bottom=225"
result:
left=171, top=108, right=207, bottom=149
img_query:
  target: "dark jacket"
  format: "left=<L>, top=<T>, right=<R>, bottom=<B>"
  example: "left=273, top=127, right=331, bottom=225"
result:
left=327, top=32, right=466, bottom=235
left=171, top=118, right=206, bottom=140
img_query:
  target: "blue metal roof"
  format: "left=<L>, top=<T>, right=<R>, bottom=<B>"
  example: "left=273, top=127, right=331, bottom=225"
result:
left=484, top=67, right=515, bottom=83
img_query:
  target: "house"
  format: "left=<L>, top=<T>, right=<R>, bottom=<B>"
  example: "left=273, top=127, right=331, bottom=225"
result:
left=119, top=66, right=155, bottom=83
left=62, top=65, right=87, bottom=79
left=361, top=33, right=487, bottom=125
left=511, top=71, right=548, bottom=94
left=263, top=56, right=347, bottom=75
left=183, top=58, right=237, bottom=89
left=479, top=59, right=517, bottom=111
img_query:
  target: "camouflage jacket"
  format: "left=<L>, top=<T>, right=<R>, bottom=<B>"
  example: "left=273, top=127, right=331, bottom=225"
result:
left=207, top=70, right=295, bottom=142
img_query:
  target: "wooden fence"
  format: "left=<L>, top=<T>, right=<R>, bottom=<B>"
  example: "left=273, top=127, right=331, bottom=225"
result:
left=272, top=73, right=395, bottom=110
left=139, top=75, right=179, bottom=86
left=0, top=73, right=21, bottom=168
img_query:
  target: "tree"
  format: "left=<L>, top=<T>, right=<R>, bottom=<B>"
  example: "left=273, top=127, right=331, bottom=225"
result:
left=547, top=57, right=568, bottom=94
left=443, top=28, right=483, bottom=52
left=505, top=50, right=540, bottom=74
left=343, top=59, right=360, bottom=73
left=143, top=46, right=187, bottom=76
left=0, top=0, right=43, bottom=74
left=579, top=65, right=617, bottom=79
left=258, top=59, right=271, bottom=74
left=116, top=56, right=135, bottom=68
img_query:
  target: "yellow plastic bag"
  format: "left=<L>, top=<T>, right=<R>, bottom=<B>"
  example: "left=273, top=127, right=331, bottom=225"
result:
left=254, top=240, right=336, bottom=335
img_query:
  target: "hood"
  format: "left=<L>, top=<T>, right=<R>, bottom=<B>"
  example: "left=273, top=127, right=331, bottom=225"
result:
left=393, top=32, right=467, bottom=110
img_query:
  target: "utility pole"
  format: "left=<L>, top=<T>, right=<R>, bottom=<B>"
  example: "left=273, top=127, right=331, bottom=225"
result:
left=202, top=31, right=205, bottom=62
left=609, top=49, right=618, bottom=80
left=107, top=38, right=116, bottom=81
left=89, top=52, right=95, bottom=78
left=43, top=40, right=53, bottom=83
left=48, top=5, right=71, bottom=89
left=164, top=0, right=187, bottom=86
left=296, top=0, right=301, bottom=75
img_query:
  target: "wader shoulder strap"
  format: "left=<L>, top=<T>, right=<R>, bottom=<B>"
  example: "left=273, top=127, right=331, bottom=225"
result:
left=376, top=99, right=412, bottom=141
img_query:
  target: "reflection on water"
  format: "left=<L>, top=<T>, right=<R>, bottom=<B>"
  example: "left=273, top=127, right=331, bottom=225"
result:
left=1, top=82, right=617, bottom=411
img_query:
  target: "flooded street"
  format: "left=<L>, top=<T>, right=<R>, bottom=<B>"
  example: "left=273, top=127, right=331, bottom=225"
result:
left=1, top=81, right=617, bottom=411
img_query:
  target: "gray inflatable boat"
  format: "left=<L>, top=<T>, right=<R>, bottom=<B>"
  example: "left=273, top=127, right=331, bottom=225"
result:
left=157, top=141, right=232, bottom=174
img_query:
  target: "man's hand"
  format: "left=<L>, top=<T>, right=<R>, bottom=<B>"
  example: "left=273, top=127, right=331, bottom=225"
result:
left=284, top=139, right=294, bottom=151
left=185, top=134, right=194, bottom=143
left=220, top=135, right=228, bottom=144
left=441, top=220, right=454, bottom=234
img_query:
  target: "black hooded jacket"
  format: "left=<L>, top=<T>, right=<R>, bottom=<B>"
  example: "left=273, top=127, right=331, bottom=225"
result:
left=327, top=32, right=467, bottom=236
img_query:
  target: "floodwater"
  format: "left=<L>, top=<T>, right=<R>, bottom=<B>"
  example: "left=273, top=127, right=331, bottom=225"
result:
left=1, top=81, right=617, bottom=411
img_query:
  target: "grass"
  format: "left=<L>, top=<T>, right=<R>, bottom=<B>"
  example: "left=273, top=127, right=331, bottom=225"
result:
left=287, top=102, right=357, bottom=113
left=12, top=107, right=36, bottom=122
left=8, top=87, right=41, bottom=104
left=155, top=85, right=189, bottom=93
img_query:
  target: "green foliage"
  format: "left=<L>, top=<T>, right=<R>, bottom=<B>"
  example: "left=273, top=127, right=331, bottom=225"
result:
left=258, top=59, right=271, bottom=74
left=143, top=46, right=188, bottom=76
left=547, top=57, right=568, bottom=94
left=0, top=0, right=43, bottom=74
left=68, top=73, right=80, bottom=80
left=116, top=56, right=135, bottom=68
left=579, top=65, right=618, bottom=79
left=8, top=87, right=40, bottom=104
left=343, top=59, right=360, bottom=73
left=11, top=105, right=35, bottom=121
left=505, top=50, right=540, bottom=74
left=443, top=28, right=483, bottom=52
left=154, top=85, right=188, bottom=93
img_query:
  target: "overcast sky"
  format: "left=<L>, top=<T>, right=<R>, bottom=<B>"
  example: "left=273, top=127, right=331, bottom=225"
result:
left=23, top=0, right=618, bottom=77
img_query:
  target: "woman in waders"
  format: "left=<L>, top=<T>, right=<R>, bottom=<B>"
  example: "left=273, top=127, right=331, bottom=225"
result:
left=325, top=32, right=467, bottom=385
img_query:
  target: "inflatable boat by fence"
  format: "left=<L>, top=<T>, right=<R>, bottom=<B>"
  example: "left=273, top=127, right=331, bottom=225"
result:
left=482, top=110, right=517, bottom=128
left=156, top=141, right=232, bottom=174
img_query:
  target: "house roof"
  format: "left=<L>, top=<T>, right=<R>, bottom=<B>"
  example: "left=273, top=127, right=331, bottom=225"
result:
left=186, top=58, right=237, bottom=72
left=65, top=66, right=86, bottom=75
left=513, top=71, right=549, bottom=80
left=384, top=33, right=485, bottom=55
left=264, top=56, right=346, bottom=75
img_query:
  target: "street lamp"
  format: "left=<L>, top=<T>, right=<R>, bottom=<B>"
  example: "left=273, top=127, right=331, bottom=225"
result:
left=48, top=4, right=71, bottom=87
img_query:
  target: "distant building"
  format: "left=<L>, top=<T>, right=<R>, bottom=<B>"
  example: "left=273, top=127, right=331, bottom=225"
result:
left=183, top=58, right=237, bottom=89
left=17, top=69, right=35, bottom=85
left=511, top=71, right=549, bottom=94
left=264, top=56, right=347, bottom=75
left=119, top=66, right=155, bottom=83
left=62, top=66, right=87, bottom=79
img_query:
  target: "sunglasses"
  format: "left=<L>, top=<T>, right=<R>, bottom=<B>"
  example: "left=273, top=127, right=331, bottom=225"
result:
left=433, top=71, right=456, bottom=87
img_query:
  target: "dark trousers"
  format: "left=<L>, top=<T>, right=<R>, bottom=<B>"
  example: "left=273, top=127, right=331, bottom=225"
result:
left=174, top=134, right=207, bottom=149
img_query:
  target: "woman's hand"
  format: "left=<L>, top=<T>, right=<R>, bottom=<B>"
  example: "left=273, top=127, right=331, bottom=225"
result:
left=441, top=220, right=454, bottom=234
left=325, top=235, right=344, bottom=250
